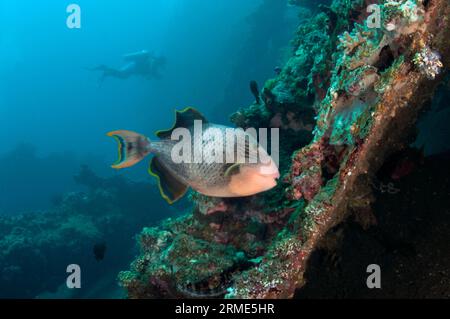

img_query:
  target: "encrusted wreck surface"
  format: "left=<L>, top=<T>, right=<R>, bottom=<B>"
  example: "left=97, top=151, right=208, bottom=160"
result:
left=119, top=0, right=450, bottom=299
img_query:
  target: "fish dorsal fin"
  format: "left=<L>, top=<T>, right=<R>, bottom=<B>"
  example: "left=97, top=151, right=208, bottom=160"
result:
left=156, top=107, right=208, bottom=139
left=148, top=157, right=188, bottom=204
left=224, top=163, right=241, bottom=178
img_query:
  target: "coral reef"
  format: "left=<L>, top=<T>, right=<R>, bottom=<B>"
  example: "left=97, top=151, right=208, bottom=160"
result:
left=118, top=199, right=284, bottom=298
left=120, top=0, right=449, bottom=299
left=413, top=46, right=444, bottom=79
left=0, top=166, right=172, bottom=298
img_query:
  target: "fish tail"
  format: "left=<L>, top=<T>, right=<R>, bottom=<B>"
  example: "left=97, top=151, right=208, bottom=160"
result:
left=107, top=130, right=151, bottom=169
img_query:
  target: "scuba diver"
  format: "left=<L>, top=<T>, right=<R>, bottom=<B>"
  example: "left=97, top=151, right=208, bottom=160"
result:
left=89, top=50, right=166, bottom=83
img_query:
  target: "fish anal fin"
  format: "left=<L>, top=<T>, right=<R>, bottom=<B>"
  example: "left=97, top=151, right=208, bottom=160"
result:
left=156, top=107, right=208, bottom=139
left=148, top=157, right=188, bottom=204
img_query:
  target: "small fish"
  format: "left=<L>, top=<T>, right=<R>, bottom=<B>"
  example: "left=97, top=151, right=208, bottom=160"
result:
left=93, top=242, right=107, bottom=261
left=108, top=108, right=279, bottom=204
left=274, top=66, right=282, bottom=75
left=249, top=80, right=261, bottom=105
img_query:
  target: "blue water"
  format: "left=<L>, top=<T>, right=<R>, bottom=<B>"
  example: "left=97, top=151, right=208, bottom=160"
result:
left=0, top=0, right=298, bottom=215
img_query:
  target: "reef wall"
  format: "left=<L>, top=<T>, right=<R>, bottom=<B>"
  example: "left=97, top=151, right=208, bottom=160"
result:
left=119, top=0, right=449, bottom=299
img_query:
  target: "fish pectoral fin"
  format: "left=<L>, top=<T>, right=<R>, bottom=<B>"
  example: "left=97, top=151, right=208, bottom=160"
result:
left=156, top=107, right=208, bottom=139
left=224, top=163, right=241, bottom=178
left=148, top=157, right=188, bottom=204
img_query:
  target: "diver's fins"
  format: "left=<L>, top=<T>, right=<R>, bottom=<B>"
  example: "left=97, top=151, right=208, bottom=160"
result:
left=156, top=107, right=208, bottom=139
left=148, top=157, right=188, bottom=204
left=107, top=130, right=151, bottom=169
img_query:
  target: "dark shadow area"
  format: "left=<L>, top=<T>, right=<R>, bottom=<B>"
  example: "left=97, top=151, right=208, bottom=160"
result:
left=296, top=77, right=450, bottom=299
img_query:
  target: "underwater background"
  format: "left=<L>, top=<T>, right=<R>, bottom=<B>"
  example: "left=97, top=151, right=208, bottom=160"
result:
left=0, top=0, right=449, bottom=299
left=0, top=0, right=299, bottom=298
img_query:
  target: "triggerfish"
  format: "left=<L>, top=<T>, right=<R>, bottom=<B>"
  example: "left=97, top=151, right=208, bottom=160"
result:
left=107, top=108, right=279, bottom=204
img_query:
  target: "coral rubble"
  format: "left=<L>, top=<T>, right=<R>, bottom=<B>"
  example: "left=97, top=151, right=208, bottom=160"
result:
left=120, top=0, right=449, bottom=299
